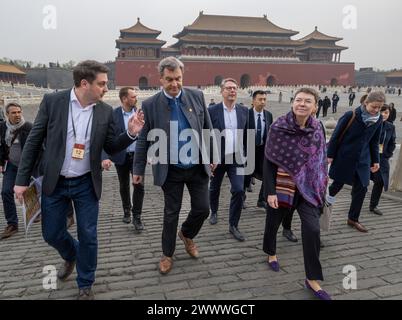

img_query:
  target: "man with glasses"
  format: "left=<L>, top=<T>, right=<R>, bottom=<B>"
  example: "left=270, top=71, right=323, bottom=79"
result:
left=208, top=78, right=249, bottom=241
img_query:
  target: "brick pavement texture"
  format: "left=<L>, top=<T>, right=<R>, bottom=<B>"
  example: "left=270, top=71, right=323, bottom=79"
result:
left=1, top=168, right=402, bottom=300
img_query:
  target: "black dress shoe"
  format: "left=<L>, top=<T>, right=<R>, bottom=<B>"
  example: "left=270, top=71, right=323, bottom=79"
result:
left=370, top=207, right=383, bottom=216
left=133, top=215, right=144, bottom=231
left=77, top=287, right=95, bottom=300
left=209, top=213, right=218, bottom=225
left=122, top=209, right=131, bottom=224
left=57, top=260, right=76, bottom=281
left=257, top=201, right=268, bottom=209
left=282, top=229, right=298, bottom=242
left=229, top=225, right=245, bottom=242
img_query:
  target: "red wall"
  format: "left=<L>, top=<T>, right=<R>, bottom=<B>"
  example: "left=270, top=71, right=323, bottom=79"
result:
left=116, top=59, right=355, bottom=87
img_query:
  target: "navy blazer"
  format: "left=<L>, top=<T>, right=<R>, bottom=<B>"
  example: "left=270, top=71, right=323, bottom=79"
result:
left=133, top=88, right=214, bottom=187
left=248, top=108, right=273, bottom=180
left=374, top=121, right=396, bottom=190
left=208, top=102, right=249, bottom=164
left=327, top=106, right=382, bottom=187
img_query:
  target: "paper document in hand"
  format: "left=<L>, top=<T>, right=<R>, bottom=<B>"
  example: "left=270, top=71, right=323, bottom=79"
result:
left=22, top=177, right=43, bottom=236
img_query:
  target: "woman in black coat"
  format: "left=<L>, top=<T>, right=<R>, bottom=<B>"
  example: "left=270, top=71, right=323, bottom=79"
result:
left=327, top=91, right=384, bottom=233
left=369, top=105, right=397, bottom=215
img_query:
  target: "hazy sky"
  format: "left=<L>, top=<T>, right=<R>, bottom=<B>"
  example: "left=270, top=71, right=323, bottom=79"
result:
left=1, top=0, right=401, bottom=70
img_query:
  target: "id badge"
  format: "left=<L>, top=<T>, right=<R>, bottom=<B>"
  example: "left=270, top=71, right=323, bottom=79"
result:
left=72, top=144, right=85, bottom=160
left=379, top=144, right=384, bottom=154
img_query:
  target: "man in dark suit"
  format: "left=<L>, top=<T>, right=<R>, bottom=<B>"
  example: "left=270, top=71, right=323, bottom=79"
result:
left=133, top=57, right=215, bottom=275
left=14, top=61, right=144, bottom=300
left=102, top=87, right=145, bottom=230
left=208, top=78, right=249, bottom=241
left=243, top=90, right=273, bottom=210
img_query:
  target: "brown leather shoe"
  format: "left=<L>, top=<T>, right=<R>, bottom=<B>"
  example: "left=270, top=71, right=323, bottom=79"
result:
left=347, top=219, right=368, bottom=233
left=77, top=287, right=95, bottom=300
left=178, top=230, right=199, bottom=258
left=1, top=225, right=18, bottom=239
left=159, top=256, right=173, bottom=275
left=57, top=260, right=76, bottom=281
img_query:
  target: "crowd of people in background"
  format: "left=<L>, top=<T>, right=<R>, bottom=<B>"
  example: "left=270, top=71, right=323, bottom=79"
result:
left=0, top=57, right=399, bottom=301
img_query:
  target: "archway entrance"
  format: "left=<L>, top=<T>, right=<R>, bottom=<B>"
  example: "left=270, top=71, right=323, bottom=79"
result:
left=240, top=74, right=251, bottom=88
left=139, top=77, right=148, bottom=89
left=266, top=75, right=276, bottom=86
left=214, top=75, right=223, bottom=86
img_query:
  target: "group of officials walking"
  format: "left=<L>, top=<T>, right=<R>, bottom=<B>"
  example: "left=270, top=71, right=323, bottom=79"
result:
left=0, top=56, right=395, bottom=300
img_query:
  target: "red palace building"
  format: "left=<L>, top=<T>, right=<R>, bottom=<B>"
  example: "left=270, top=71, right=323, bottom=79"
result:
left=115, top=12, right=355, bottom=88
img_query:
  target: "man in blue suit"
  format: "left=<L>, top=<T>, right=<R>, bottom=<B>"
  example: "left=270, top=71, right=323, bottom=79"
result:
left=102, top=87, right=145, bottom=230
left=208, top=78, right=249, bottom=241
left=243, top=90, right=273, bottom=210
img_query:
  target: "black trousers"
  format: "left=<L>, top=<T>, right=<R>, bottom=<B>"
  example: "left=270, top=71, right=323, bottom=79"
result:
left=282, top=208, right=295, bottom=230
left=161, top=165, right=210, bottom=257
left=370, top=171, right=384, bottom=209
left=115, top=153, right=145, bottom=217
left=329, top=174, right=368, bottom=222
left=263, top=194, right=323, bottom=280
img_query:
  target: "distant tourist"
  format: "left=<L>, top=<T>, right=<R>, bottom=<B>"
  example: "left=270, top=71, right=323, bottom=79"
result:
left=278, top=91, right=283, bottom=104
left=332, top=92, right=340, bottom=113
left=208, top=99, right=216, bottom=108
left=349, top=92, right=356, bottom=107
left=387, top=103, right=397, bottom=124
left=322, top=96, right=331, bottom=117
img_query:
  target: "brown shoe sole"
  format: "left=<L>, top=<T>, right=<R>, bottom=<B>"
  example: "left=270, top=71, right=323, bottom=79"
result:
left=159, top=257, right=173, bottom=275
left=1, top=228, right=18, bottom=239
left=178, top=231, right=199, bottom=258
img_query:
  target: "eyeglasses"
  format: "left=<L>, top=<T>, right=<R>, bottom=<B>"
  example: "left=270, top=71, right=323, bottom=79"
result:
left=223, top=86, right=238, bottom=91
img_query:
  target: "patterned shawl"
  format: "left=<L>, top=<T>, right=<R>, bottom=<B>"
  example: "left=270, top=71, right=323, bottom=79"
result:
left=265, top=111, right=328, bottom=208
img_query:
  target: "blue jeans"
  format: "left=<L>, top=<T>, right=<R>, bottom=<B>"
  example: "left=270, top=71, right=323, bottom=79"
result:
left=41, top=173, right=99, bottom=289
left=1, top=162, right=19, bottom=226
left=209, top=164, right=245, bottom=227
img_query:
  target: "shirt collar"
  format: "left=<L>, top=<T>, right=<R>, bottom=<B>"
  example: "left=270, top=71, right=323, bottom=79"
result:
left=163, top=90, right=182, bottom=101
left=223, top=102, right=236, bottom=111
left=121, top=106, right=136, bottom=116
left=71, top=88, right=96, bottom=109
left=253, top=108, right=264, bottom=117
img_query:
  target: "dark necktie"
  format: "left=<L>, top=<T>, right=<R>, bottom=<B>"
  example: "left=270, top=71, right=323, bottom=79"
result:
left=256, top=114, right=262, bottom=146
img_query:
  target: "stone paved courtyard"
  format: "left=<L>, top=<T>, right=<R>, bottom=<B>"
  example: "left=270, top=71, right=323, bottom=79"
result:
left=1, top=90, right=402, bottom=300
left=1, top=168, right=402, bottom=300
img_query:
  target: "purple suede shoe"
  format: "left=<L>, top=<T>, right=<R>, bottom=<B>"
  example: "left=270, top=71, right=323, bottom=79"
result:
left=305, top=280, right=332, bottom=300
left=267, top=259, right=280, bottom=272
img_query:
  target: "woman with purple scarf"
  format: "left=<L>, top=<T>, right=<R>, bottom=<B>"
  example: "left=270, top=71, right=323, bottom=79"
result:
left=263, top=88, right=331, bottom=300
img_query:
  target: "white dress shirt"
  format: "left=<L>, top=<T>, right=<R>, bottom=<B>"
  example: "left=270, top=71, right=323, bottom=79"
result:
left=253, top=108, right=265, bottom=145
left=223, top=102, right=238, bottom=155
left=60, top=89, right=95, bottom=178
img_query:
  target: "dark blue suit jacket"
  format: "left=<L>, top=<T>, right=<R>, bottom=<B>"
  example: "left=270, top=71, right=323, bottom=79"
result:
left=374, top=121, right=396, bottom=190
left=327, top=106, right=382, bottom=187
left=208, top=102, right=249, bottom=164
left=248, top=108, right=273, bottom=180
left=104, top=106, right=136, bottom=166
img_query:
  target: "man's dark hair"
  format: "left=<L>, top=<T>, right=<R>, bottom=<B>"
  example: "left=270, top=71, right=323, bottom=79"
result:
left=5, top=102, right=22, bottom=113
left=252, top=90, right=267, bottom=100
left=73, top=60, right=109, bottom=87
left=119, top=87, right=135, bottom=102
